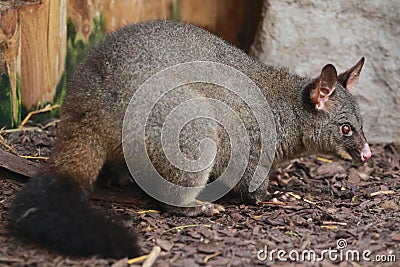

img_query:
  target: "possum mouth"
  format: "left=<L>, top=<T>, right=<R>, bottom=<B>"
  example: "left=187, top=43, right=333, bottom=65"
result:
left=337, top=147, right=362, bottom=164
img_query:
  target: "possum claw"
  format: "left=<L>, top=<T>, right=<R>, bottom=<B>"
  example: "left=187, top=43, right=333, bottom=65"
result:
left=201, top=203, right=225, bottom=216
left=167, top=203, right=225, bottom=217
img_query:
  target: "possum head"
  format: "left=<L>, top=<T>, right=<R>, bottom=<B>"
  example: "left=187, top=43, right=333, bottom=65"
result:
left=304, top=57, right=371, bottom=163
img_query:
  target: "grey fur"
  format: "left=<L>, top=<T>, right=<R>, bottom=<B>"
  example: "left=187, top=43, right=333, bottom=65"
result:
left=55, top=20, right=369, bottom=208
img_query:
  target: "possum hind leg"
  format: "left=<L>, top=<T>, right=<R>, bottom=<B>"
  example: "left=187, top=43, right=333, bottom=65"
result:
left=149, top=164, right=225, bottom=216
left=10, top=130, right=141, bottom=258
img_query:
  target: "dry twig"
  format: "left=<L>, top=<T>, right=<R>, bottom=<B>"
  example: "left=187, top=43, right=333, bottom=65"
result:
left=19, top=104, right=60, bottom=127
left=142, top=246, right=161, bottom=267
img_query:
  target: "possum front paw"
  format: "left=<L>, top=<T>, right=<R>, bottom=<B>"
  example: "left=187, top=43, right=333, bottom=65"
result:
left=166, top=202, right=225, bottom=217
left=242, top=191, right=273, bottom=205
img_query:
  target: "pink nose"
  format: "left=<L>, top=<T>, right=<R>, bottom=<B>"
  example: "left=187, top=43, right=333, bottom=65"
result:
left=361, top=143, right=372, bottom=161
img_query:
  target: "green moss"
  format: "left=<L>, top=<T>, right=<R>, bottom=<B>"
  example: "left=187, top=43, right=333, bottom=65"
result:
left=0, top=73, right=21, bottom=128
left=0, top=73, right=13, bottom=128
left=15, top=74, right=21, bottom=125
left=171, top=0, right=181, bottom=20
left=53, top=70, right=67, bottom=110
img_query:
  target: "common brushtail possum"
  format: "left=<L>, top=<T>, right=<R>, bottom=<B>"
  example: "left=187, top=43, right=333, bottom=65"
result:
left=10, top=20, right=371, bottom=258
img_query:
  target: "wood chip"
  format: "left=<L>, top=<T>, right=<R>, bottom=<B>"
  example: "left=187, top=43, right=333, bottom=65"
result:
left=321, top=225, right=338, bottom=229
left=258, top=201, right=287, bottom=206
left=203, top=251, right=221, bottom=263
left=156, top=239, right=173, bottom=251
left=370, top=190, right=395, bottom=197
left=322, top=221, right=347, bottom=226
left=142, top=246, right=161, bottom=267
left=317, top=157, right=333, bottom=163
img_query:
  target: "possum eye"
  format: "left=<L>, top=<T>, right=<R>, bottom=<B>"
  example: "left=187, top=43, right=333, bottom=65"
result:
left=340, top=124, right=352, bottom=136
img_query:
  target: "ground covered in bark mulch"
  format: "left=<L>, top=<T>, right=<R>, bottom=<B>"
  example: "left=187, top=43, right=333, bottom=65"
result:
left=0, top=119, right=399, bottom=266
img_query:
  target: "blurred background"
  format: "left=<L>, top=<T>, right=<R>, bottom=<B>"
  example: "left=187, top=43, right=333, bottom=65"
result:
left=0, top=0, right=263, bottom=128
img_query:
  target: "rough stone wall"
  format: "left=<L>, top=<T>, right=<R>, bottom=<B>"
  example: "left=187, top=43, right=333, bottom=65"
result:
left=251, top=0, right=400, bottom=144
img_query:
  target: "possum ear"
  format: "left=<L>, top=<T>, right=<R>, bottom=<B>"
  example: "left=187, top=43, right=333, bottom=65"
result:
left=338, top=57, right=365, bottom=91
left=311, top=64, right=337, bottom=110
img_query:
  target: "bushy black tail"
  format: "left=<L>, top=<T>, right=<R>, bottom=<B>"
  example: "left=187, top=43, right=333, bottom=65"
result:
left=10, top=175, right=141, bottom=258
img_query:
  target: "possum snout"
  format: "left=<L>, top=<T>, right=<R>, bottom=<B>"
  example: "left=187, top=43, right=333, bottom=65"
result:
left=361, top=142, right=371, bottom=161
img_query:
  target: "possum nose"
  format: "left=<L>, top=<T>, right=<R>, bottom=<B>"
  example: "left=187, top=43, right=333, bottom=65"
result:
left=361, top=143, right=371, bottom=161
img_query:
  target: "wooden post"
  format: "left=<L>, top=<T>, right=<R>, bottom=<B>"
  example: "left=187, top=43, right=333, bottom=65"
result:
left=19, top=0, right=67, bottom=112
left=0, top=3, right=21, bottom=128
left=216, top=0, right=263, bottom=51
left=103, top=0, right=172, bottom=33
left=176, top=0, right=262, bottom=51
left=179, top=0, right=218, bottom=32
